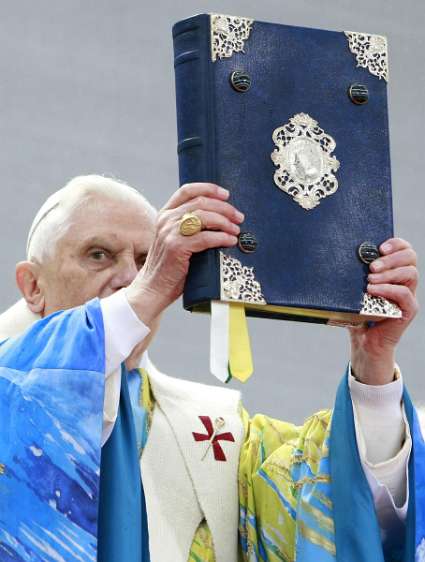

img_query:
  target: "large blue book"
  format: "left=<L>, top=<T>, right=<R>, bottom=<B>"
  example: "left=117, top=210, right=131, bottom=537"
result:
left=172, top=13, right=401, bottom=326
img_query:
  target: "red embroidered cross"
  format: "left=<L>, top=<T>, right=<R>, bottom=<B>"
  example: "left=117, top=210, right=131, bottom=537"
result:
left=192, top=416, right=235, bottom=461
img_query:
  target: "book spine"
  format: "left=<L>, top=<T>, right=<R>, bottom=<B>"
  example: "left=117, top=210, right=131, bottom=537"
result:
left=172, top=15, right=220, bottom=310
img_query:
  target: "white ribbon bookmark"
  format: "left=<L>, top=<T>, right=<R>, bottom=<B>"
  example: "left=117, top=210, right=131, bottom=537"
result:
left=210, top=301, right=230, bottom=383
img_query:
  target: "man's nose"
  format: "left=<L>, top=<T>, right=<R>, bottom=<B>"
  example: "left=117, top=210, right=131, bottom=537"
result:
left=110, top=257, right=139, bottom=290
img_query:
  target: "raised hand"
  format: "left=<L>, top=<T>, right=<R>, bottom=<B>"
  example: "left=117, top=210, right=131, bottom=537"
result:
left=126, top=183, right=243, bottom=325
left=349, top=238, right=419, bottom=385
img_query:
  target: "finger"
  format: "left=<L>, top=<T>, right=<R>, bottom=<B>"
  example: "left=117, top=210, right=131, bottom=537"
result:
left=367, top=283, right=418, bottom=320
left=369, top=248, right=417, bottom=273
left=170, top=196, right=244, bottom=224
left=189, top=210, right=241, bottom=236
left=368, top=265, right=419, bottom=294
left=162, top=183, right=231, bottom=211
left=186, top=231, right=239, bottom=252
left=379, top=237, right=412, bottom=256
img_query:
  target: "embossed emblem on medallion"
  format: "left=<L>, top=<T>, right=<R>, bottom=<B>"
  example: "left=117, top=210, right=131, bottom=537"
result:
left=220, top=252, right=266, bottom=304
left=271, top=113, right=341, bottom=210
left=345, top=32, right=388, bottom=81
left=210, top=14, right=254, bottom=62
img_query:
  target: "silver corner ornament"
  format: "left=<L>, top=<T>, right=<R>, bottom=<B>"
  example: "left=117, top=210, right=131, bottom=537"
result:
left=345, top=31, right=389, bottom=81
left=360, top=293, right=402, bottom=318
left=220, top=252, right=266, bottom=304
left=271, top=113, right=340, bottom=210
left=210, top=14, right=254, bottom=62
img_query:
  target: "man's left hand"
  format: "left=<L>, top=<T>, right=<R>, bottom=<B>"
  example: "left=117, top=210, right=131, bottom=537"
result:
left=349, top=237, right=419, bottom=385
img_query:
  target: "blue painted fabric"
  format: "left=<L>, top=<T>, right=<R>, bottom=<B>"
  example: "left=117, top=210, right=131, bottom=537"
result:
left=97, top=366, right=150, bottom=562
left=330, top=367, right=425, bottom=562
left=0, top=299, right=105, bottom=561
left=401, top=389, right=425, bottom=562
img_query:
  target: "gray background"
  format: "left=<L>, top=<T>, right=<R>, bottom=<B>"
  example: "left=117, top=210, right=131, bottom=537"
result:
left=0, top=0, right=423, bottom=421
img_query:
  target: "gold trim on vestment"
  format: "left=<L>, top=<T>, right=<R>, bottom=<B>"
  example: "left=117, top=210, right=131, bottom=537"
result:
left=293, top=475, right=331, bottom=490
left=300, top=499, right=335, bottom=534
left=298, top=519, right=336, bottom=556
left=138, top=368, right=154, bottom=458
left=312, top=490, right=334, bottom=511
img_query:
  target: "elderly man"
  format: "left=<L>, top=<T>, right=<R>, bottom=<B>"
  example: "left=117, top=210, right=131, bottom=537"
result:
left=0, top=175, right=422, bottom=562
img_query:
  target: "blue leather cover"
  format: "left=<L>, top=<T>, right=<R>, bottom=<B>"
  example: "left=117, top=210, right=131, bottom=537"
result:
left=172, top=14, right=393, bottom=321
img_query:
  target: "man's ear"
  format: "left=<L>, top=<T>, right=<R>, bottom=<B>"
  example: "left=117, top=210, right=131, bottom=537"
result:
left=16, top=261, right=45, bottom=314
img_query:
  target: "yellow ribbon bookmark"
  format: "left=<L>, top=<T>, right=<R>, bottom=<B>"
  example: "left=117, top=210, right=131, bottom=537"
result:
left=228, top=302, right=253, bottom=382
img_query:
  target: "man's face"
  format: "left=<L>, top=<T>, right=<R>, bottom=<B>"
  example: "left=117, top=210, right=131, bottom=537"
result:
left=38, top=194, right=156, bottom=317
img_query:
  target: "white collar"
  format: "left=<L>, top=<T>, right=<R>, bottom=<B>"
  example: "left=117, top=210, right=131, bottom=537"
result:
left=139, top=352, right=243, bottom=408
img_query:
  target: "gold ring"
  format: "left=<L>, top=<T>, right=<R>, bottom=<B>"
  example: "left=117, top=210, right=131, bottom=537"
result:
left=179, top=212, right=203, bottom=236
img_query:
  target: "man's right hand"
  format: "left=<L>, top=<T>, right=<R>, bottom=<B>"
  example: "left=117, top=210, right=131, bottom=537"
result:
left=125, top=182, right=244, bottom=326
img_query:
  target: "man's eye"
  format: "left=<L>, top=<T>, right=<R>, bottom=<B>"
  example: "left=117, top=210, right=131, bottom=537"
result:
left=90, top=250, right=109, bottom=261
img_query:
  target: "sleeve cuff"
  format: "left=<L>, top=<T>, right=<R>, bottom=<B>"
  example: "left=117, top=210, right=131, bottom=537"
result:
left=349, top=362, right=403, bottom=407
left=101, top=289, right=151, bottom=376
left=349, top=362, right=411, bottom=515
left=358, top=405, right=411, bottom=521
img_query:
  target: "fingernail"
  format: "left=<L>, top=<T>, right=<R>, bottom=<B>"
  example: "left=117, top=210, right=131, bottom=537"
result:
left=230, top=236, right=238, bottom=244
left=381, top=242, right=391, bottom=253
left=233, top=224, right=241, bottom=234
left=236, top=211, right=245, bottom=222
left=219, top=187, right=229, bottom=197
left=371, top=259, right=383, bottom=271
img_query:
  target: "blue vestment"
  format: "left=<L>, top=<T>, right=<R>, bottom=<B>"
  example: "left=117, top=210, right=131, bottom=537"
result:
left=0, top=299, right=149, bottom=561
left=329, top=370, right=425, bottom=562
left=0, top=298, right=423, bottom=561
left=97, top=366, right=150, bottom=562
left=237, top=365, right=425, bottom=562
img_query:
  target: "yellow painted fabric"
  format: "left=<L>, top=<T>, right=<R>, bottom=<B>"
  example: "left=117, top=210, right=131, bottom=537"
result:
left=238, top=409, right=333, bottom=561
left=188, top=520, right=216, bottom=562
left=138, top=370, right=332, bottom=562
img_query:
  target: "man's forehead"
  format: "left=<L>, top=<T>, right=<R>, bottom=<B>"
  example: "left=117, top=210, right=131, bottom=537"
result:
left=79, top=232, right=151, bottom=251
left=62, top=204, right=154, bottom=250
left=70, top=193, right=154, bottom=226
left=77, top=191, right=150, bottom=214
left=27, top=177, right=157, bottom=260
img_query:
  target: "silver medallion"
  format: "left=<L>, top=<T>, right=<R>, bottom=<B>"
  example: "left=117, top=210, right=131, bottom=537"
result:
left=271, top=113, right=340, bottom=210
